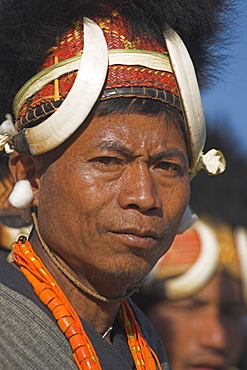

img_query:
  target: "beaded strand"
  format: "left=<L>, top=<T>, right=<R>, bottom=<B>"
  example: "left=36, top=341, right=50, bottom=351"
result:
left=120, top=301, right=162, bottom=370
left=13, top=236, right=162, bottom=370
left=13, top=236, right=101, bottom=370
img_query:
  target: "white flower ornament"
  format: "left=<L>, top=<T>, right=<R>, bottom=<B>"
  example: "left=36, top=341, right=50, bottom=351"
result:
left=0, top=114, right=15, bottom=153
left=190, top=149, right=226, bottom=180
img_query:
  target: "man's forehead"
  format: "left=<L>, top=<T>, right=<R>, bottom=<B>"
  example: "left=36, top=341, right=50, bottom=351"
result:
left=83, top=111, right=182, bottom=135
left=163, top=274, right=243, bottom=309
left=193, top=272, right=243, bottom=304
left=77, top=113, right=187, bottom=152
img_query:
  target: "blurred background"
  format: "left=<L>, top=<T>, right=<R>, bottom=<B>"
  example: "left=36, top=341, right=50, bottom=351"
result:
left=202, top=0, right=247, bottom=154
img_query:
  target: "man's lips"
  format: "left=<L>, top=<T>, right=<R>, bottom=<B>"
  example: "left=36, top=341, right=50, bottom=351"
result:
left=188, top=366, right=223, bottom=370
left=112, top=228, right=162, bottom=238
left=188, top=356, right=226, bottom=370
left=189, top=367, right=222, bottom=370
left=109, top=229, right=162, bottom=248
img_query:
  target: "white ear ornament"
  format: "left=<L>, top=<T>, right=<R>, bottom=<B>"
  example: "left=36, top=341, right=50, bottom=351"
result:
left=8, top=180, right=34, bottom=209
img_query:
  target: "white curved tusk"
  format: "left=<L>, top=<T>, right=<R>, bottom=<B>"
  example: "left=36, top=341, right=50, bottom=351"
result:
left=164, top=28, right=206, bottom=169
left=165, top=220, right=219, bottom=299
left=235, top=227, right=247, bottom=306
left=23, top=17, right=108, bottom=155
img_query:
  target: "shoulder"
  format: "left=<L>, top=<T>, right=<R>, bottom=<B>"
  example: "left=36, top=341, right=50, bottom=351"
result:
left=0, top=258, right=77, bottom=369
left=0, top=257, right=50, bottom=309
left=0, top=278, right=77, bottom=369
left=0, top=257, right=32, bottom=293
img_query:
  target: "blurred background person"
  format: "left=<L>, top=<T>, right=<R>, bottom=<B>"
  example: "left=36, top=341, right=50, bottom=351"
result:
left=132, top=123, right=247, bottom=370
left=133, top=218, right=246, bottom=370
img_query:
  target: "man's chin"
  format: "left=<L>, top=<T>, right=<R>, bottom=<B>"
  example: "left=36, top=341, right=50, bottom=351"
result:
left=113, top=268, right=151, bottom=294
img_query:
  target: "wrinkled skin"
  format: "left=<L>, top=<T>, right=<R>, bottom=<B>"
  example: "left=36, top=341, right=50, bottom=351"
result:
left=11, top=112, right=189, bottom=300
left=146, top=271, right=244, bottom=370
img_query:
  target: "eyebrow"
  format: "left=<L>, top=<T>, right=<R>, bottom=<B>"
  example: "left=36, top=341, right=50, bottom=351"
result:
left=186, top=297, right=243, bottom=307
left=95, top=140, right=134, bottom=156
left=150, top=148, right=187, bottom=163
left=95, top=140, right=187, bottom=163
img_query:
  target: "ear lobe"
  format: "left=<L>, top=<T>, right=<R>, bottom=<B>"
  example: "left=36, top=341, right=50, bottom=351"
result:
left=9, top=151, right=36, bottom=182
left=8, top=151, right=40, bottom=208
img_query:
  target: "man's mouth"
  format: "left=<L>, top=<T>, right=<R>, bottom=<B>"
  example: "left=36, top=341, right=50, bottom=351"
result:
left=109, top=228, right=161, bottom=248
left=188, top=357, right=226, bottom=370
left=189, top=367, right=223, bottom=370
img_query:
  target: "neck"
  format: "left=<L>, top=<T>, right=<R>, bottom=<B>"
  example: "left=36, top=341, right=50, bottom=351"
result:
left=28, top=230, right=124, bottom=337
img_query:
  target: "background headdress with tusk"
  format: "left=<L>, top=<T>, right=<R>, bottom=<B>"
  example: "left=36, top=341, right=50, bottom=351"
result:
left=138, top=219, right=247, bottom=307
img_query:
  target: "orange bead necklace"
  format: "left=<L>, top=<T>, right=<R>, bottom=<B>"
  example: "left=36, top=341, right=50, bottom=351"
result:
left=13, top=236, right=162, bottom=370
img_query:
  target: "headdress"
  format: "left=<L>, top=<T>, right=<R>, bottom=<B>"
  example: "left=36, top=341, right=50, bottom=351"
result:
left=0, top=0, right=230, bottom=173
left=144, top=219, right=247, bottom=304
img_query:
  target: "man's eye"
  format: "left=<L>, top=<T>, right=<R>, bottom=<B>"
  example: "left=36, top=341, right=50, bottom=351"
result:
left=177, top=303, right=196, bottom=312
left=157, top=162, right=180, bottom=171
left=92, top=156, right=120, bottom=165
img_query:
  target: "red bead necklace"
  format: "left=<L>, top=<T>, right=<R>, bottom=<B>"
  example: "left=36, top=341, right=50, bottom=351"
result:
left=13, top=237, right=162, bottom=370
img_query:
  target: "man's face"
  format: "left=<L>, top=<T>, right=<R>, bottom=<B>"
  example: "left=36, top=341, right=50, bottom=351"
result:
left=36, top=112, right=189, bottom=295
left=147, top=272, right=244, bottom=370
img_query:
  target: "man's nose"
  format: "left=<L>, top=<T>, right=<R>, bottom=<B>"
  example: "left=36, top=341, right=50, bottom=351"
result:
left=198, top=310, right=226, bottom=351
left=118, top=162, right=162, bottom=213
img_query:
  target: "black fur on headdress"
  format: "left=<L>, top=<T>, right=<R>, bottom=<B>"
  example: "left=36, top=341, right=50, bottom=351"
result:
left=0, top=0, right=236, bottom=121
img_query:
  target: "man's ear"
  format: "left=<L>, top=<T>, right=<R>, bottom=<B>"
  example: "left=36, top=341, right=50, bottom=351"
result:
left=8, top=151, right=41, bottom=207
